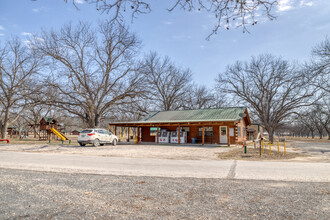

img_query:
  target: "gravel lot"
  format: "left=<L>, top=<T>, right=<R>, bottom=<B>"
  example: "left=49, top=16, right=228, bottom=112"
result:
left=0, top=168, right=329, bottom=219
left=0, top=140, right=328, bottom=161
left=0, top=143, right=236, bottom=160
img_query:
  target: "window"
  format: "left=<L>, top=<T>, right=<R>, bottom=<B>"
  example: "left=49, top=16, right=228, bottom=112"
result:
left=199, top=127, right=213, bottom=137
left=238, top=127, right=241, bottom=137
left=150, top=127, right=158, bottom=136
left=243, top=127, right=246, bottom=137
left=96, top=130, right=105, bottom=134
left=220, top=127, right=226, bottom=135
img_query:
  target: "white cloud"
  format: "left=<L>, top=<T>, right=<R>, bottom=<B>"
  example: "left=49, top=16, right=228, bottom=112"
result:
left=21, top=32, right=33, bottom=36
left=0, top=33, right=4, bottom=37
left=300, top=0, right=313, bottom=7
left=163, top=21, right=173, bottom=25
left=277, top=0, right=314, bottom=12
left=74, top=0, right=85, bottom=4
left=0, top=25, right=4, bottom=31
left=23, top=40, right=32, bottom=46
left=32, top=6, right=48, bottom=13
left=278, top=0, right=293, bottom=12
left=200, top=45, right=205, bottom=49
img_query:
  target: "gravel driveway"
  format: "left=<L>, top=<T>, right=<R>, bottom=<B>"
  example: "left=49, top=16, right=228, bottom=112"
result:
left=290, top=142, right=330, bottom=162
left=294, top=142, right=330, bottom=154
left=1, top=168, right=329, bottom=219
left=0, top=143, right=236, bottom=160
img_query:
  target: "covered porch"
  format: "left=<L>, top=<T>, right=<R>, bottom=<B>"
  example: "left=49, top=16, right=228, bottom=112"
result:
left=109, top=121, right=239, bottom=146
left=109, top=107, right=251, bottom=146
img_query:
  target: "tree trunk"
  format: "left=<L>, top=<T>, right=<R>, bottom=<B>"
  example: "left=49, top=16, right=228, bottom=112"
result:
left=0, top=123, right=9, bottom=139
left=33, top=120, right=37, bottom=138
left=266, top=127, right=274, bottom=143
left=0, top=110, right=10, bottom=139
left=83, top=113, right=101, bottom=128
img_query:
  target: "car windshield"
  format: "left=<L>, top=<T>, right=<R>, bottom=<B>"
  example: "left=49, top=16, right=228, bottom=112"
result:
left=81, top=130, right=93, bottom=133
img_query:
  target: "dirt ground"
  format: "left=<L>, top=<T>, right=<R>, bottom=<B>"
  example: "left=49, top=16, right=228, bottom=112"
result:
left=217, top=146, right=304, bottom=161
left=282, top=136, right=330, bottom=143
left=0, top=142, right=322, bottom=162
left=0, top=142, right=236, bottom=160
left=0, top=135, right=328, bottom=161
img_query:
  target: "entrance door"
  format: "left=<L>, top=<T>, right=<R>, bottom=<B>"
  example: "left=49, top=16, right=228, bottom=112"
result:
left=220, top=126, right=228, bottom=144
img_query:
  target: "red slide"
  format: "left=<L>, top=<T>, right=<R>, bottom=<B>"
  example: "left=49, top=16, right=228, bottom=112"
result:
left=0, top=139, right=10, bottom=143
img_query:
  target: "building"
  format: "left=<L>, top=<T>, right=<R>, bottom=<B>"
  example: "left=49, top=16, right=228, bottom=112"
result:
left=7, top=126, right=18, bottom=138
left=71, top=130, right=81, bottom=135
left=247, top=123, right=264, bottom=141
left=109, top=107, right=251, bottom=146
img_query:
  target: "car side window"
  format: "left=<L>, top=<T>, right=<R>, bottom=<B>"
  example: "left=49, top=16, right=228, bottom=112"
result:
left=96, top=130, right=104, bottom=134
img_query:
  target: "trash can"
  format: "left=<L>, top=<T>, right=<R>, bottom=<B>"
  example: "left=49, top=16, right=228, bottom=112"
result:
left=192, top=138, right=196, bottom=144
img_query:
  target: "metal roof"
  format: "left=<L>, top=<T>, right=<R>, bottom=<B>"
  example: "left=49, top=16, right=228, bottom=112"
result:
left=111, top=107, right=249, bottom=124
left=42, top=117, right=55, bottom=123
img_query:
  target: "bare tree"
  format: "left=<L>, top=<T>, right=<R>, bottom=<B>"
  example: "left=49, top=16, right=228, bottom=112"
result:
left=139, top=52, right=192, bottom=111
left=182, top=84, right=215, bottom=110
left=32, top=20, right=144, bottom=128
left=295, top=112, right=316, bottom=138
left=312, top=100, right=330, bottom=140
left=23, top=104, right=52, bottom=138
left=216, top=54, right=317, bottom=142
left=310, top=37, right=330, bottom=93
left=66, top=0, right=278, bottom=39
left=0, top=38, right=41, bottom=138
left=296, top=37, right=330, bottom=139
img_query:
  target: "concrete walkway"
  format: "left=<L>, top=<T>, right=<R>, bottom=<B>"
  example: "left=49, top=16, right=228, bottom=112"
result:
left=0, top=151, right=329, bottom=182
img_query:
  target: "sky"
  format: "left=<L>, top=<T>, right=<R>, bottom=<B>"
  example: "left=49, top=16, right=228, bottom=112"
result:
left=0, top=0, right=329, bottom=87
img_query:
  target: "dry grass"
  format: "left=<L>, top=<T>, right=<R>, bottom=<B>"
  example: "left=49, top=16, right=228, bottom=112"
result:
left=217, top=146, right=305, bottom=161
left=5, top=139, right=74, bottom=145
left=3, top=135, right=77, bottom=145
left=281, top=136, right=330, bottom=143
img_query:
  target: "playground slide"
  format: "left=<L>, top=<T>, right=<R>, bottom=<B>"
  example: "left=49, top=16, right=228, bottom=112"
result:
left=50, top=128, right=68, bottom=141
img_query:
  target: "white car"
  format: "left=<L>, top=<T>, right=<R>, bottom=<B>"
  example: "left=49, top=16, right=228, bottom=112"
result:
left=77, top=128, right=118, bottom=147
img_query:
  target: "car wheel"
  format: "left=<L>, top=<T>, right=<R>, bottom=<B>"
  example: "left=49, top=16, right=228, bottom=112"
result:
left=113, top=139, right=117, bottom=146
left=79, top=143, right=86, bottom=147
left=93, top=139, right=100, bottom=147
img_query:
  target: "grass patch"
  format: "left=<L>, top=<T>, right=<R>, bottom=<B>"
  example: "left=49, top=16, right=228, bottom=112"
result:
left=217, top=147, right=305, bottom=161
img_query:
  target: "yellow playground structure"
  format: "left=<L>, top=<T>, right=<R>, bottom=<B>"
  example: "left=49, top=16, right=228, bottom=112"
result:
left=38, top=117, right=69, bottom=142
left=50, top=128, right=68, bottom=141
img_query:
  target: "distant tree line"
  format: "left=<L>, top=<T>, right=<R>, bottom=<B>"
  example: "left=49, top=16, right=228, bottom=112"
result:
left=0, top=20, right=329, bottom=140
left=216, top=39, right=330, bottom=141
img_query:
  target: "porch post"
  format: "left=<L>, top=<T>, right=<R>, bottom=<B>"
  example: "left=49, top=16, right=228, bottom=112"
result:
left=178, top=126, right=180, bottom=144
left=202, top=126, right=205, bottom=146
left=127, top=127, right=130, bottom=142
left=114, top=126, right=117, bottom=136
left=137, top=126, right=140, bottom=143
left=156, top=127, right=159, bottom=144
left=227, top=126, right=231, bottom=147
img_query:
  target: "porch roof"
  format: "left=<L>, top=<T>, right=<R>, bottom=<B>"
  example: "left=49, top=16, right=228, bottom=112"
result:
left=110, top=107, right=251, bottom=126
